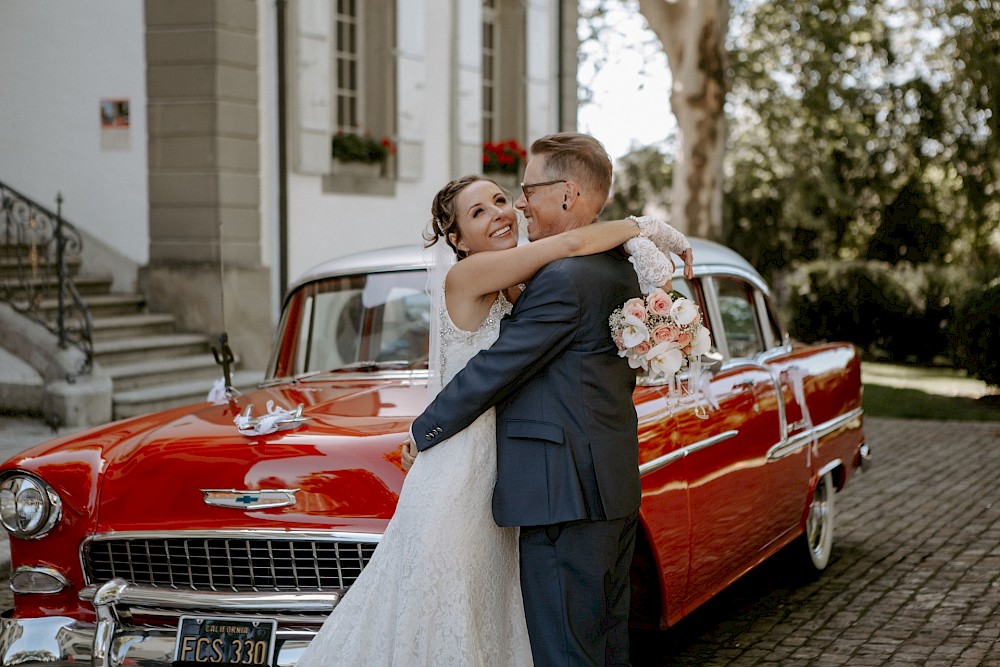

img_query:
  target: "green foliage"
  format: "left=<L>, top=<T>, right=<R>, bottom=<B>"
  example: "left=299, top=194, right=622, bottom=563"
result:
left=591, top=0, right=1000, bottom=375
left=951, top=281, right=1000, bottom=387
left=331, top=132, right=394, bottom=164
left=604, top=144, right=675, bottom=221
left=784, top=260, right=921, bottom=357
left=723, top=0, right=1000, bottom=276
left=782, top=260, right=978, bottom=364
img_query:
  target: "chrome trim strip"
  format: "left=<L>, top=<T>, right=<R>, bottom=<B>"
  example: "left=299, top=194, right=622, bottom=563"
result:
left=695, top=264, right=772, bottom=296
left=116, top=607, right=329, bottom=624
left=816, top=407, right=864, bottom=439
left=767, top=433, right=812, bottom=461
left=818, top=458, right=843, bottom=480
left=767, top=408, right=864, bottom=461
left=83, top=529, right=384, bottom=543
left=79, top=584, right=342, bottom=612
left=300, top=369, right=429, bottom=383
left=639, top=430, right=740, bottom=476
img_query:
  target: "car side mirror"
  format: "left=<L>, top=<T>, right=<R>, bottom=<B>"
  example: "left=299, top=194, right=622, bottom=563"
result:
left=700, top=351, right=724, bottom=375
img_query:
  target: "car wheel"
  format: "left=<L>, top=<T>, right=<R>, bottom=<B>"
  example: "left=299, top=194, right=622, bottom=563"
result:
left=799, top=470, right=835, bottom=572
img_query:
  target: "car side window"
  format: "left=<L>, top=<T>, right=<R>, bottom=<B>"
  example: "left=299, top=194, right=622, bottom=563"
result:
left=716, top=277, right=764, bottom=358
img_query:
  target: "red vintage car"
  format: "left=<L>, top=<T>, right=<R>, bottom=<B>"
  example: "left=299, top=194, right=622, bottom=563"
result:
left=0, top=239, right=869, bottom=666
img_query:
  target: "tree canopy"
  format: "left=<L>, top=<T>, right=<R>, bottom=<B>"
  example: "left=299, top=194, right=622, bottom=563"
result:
left=587, top=0, right=1000, bottom=280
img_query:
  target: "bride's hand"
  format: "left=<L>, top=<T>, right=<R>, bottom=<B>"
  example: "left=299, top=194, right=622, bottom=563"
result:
left=679, top=247, right=694, bottom=280
left=401, top=435, right=419, bottom=471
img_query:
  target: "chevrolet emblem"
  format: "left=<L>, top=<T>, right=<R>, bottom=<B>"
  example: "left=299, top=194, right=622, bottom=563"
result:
left=202, top=489, right=299, bottom=510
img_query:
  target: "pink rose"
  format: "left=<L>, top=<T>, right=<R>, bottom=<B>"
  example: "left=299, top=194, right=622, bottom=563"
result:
left=623, top=298, right=648, bottom=323
left=646, top=289, right=673, bottom=316
left=632, top=340, right=652, bottom=356
left=652, top=324, right=678, bottom=343
left=613, top=330, right=626, bottom=351
left=676, top=331, right=693, bottom=346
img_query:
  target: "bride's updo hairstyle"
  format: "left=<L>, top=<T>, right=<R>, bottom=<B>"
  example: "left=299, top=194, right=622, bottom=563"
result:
left=425, top=174, right=507, bottom=260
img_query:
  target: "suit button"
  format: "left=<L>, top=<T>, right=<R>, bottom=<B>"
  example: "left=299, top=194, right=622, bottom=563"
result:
left=425, top=434, right=432, bottom=440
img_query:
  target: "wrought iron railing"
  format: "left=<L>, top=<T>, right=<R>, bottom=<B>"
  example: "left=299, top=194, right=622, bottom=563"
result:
left=0, top=180, right=93, bottom=376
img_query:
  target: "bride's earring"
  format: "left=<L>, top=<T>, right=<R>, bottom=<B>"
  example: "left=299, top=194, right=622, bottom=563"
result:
left=562, top=197, right=568, bottom=210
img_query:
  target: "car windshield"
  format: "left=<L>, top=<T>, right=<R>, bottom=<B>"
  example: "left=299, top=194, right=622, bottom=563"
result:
left=269, top=269, right=431, bottom=379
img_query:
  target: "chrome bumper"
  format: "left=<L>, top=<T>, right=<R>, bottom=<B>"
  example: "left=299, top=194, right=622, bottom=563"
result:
left=0, top=580, right=330, bottom=667
left=0, top=615, right=316, bottom=667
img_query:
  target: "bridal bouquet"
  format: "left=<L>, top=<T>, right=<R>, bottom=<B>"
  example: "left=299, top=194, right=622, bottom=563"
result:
left=609, top=288, right=712, bottom=382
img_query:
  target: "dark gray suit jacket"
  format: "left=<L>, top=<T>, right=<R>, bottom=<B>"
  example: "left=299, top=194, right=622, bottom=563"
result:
left=412, top=250, right=642, bottom=527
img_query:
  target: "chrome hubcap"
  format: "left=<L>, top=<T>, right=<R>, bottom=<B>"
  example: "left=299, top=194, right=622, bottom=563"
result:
left=807, top=479, right=829, bottom=554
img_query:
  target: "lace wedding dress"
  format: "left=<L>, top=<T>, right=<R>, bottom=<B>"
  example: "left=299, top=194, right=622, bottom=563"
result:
left=296, top=292, right=532, bottom=667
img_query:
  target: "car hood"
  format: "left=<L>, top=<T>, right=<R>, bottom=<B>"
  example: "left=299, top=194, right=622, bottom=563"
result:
left=93, top=379, right=426, bottom=534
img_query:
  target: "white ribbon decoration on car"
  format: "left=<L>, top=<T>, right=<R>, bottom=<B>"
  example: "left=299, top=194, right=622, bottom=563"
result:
left=691, top=361, right=720, bottom=416
left=234, top=401, right=308, bottom=436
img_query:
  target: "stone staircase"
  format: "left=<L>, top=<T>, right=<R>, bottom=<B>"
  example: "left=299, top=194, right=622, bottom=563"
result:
left=5, top=263, right=263, bottom=421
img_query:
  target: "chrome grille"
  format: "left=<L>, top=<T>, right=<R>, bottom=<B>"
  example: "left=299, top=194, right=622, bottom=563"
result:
left=84, top=538, right=377, bottom=592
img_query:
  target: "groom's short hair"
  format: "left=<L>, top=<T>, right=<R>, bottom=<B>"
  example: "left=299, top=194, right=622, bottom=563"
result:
left=530, top=133, right=613, bottom=207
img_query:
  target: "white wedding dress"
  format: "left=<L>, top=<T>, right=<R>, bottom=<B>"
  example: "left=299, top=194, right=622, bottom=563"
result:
left=296, top=291, right=533, bottom=666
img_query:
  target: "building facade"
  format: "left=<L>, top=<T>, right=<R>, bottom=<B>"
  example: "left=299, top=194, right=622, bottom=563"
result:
left=0, top=0, right=579, bottom=371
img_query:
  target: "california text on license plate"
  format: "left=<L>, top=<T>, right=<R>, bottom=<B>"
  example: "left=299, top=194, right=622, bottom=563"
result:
left=174, top=616, right=277, bottom=666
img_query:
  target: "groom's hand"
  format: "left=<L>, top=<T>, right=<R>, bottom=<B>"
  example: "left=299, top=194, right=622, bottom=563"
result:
left=401, top=434, right=419, bottom=471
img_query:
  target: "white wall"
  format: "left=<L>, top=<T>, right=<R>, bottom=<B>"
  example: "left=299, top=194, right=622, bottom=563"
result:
left=0, top=1, right=148, bottom=268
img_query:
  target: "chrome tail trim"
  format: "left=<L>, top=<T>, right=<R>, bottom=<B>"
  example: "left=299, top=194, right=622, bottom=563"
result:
left=767, top=407, right=864, bottom=462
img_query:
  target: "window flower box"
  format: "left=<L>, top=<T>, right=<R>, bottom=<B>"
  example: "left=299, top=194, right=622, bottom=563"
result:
left=331, top=132, right=396, bottom=178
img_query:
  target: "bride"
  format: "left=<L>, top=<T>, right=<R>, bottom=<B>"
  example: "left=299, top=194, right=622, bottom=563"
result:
left=295, top=174, right=692, bottom=666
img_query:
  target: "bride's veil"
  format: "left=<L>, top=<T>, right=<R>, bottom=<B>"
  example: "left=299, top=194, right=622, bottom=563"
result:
left=423, top=240, right=454, bottom=400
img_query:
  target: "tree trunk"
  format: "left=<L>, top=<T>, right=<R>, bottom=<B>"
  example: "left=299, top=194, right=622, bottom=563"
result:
left=637, top=0, right=729, bottom=239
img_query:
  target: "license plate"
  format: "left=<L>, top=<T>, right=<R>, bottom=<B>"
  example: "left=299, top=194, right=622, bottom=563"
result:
left=174, top=616, right=277, bottom=666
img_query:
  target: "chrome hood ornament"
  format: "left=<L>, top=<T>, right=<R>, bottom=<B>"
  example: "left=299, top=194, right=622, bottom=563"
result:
left=201, top=489, right=299, bottom=510
left=233, top=400, right=308, bottom=436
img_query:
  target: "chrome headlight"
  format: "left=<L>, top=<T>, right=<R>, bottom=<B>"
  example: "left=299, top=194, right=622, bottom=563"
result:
left=0, top=473, right=62, bottom=539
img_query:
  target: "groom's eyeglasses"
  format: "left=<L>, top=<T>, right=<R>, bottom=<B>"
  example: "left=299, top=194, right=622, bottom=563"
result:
left=519, top=179, right=567, bottom=201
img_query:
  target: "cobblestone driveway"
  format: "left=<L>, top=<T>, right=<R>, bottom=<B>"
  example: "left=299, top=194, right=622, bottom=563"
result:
left=639, top=417, right=1000, bottom=667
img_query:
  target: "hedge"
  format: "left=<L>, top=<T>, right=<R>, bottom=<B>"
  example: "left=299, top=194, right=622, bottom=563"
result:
left=781, top=260, right=980, bottom=366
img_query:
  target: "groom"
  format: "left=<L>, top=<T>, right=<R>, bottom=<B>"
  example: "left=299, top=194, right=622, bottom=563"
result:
left=410, top=132, right=642, bottom=665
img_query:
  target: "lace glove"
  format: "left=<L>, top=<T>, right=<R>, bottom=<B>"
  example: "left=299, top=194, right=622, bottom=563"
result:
left=628, top=215, right=691, bottom=255
left=624, top=236, right=674, bottom=294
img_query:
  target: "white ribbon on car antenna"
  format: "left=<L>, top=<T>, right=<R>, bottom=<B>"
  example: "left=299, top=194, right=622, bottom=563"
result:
left=209, top=214, right=240, bottom=402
